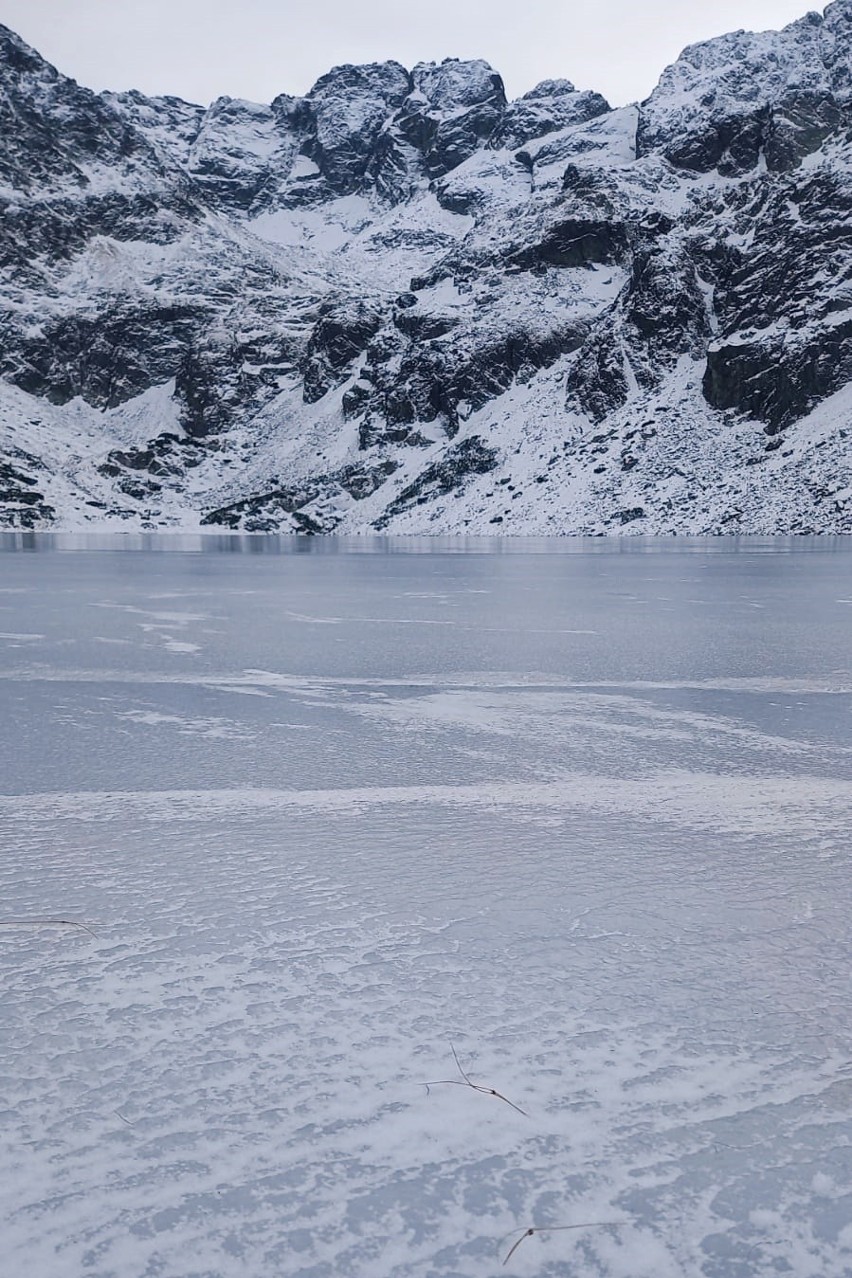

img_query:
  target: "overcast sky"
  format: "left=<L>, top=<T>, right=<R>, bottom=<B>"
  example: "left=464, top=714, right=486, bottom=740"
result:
left=1, top=0, right=819, bottom=106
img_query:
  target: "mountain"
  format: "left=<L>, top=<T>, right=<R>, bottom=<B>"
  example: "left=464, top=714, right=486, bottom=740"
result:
left=1, top=5, right=852, bottom=535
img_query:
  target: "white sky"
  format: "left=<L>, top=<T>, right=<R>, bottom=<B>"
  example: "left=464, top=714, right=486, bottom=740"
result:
left=0, top=0, right=820, bottom=106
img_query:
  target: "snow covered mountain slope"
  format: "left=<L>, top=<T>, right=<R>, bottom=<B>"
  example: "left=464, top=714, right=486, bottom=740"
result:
left=1, top=5, right=852, bottom=534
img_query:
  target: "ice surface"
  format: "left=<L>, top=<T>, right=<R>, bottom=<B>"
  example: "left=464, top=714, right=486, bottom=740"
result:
left=0, top=537, right=850, bottom=1278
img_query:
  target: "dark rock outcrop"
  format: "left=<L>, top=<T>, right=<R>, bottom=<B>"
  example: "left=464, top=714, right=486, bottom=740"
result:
left=493, top=80, right=610, bottom=150
left=373, top=436, right=499, bottom=527
left=302, top=302, right=385, bottom=403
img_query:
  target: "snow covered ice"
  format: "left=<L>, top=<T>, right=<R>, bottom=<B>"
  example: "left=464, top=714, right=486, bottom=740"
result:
left=1, top=535, right=851, bottom=1277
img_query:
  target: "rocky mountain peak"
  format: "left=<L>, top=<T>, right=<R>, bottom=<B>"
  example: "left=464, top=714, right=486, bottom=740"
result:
left=637, top=3, right=852, bottom=172
left=388, top=57, right=506, bottom=180
left=522, top=78, right=577, bottom=99
left=307, top=59, right=411, bottom=104
left=821, top=0, right=852, bottom=95
left=297, top=60, right=411, bottom=194
left=493, top=77, right=611, bottom=150
left=0, top=22, right=55, bottom=78
left=409, top=58, right=505, bottom=109
left=0, top=23, right=166, bottom=197
left=1, top=8, right=852, bottom=536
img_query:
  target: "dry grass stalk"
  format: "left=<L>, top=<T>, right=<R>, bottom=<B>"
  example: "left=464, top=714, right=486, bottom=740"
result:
left=501, top=1220, right=628, bottom=1265
left=0, top=918, right=97, bottom=937
left=423, top=1043, right=528, bottom=1116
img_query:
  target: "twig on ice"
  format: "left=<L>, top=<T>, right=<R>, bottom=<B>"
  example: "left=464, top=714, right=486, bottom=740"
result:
left=500, top=1220, right=628, bottom=1266
left=0, top=918, right=97, bottom=937
left=422, top=1043, right=528, bottom=1116
left=744, top=1238, right=783, bottom=1258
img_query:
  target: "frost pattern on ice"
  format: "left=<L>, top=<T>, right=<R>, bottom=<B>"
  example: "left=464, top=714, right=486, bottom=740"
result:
left=0, top=543, right=851, bottom=1276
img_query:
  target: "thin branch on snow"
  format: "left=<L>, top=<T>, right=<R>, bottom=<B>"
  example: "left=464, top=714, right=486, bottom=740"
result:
left=744, top=1238, right=784, bottom=1258
left=500, top=1220, right=629, bottom=1266
left=422, top=1042, right=528, bottom=1116
left=0, top=918, right=97, bottom=937
left=712, top=1138, right=770, bottom=1152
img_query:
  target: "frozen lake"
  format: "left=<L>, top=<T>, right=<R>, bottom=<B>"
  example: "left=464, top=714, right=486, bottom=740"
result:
left=1, top=534, right=851, bottom=1278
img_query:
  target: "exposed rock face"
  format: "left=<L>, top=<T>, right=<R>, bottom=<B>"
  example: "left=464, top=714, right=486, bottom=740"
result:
left=493, top=80, right=610, bottom=150
left=0, top=26, right=148, bottom=191
left=2, top=5, right=852, bottom=535
left=398, top=60, right=507, bottom=177
left=0, top=452, right=54, bottom=528
left=301, top=62, right=410, bottom=194
left=302, top=301, right=385, bottom=403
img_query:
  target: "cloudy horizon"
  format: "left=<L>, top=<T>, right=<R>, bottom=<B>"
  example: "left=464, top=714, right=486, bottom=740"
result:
left=1, top=0, right=820, bottom=107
